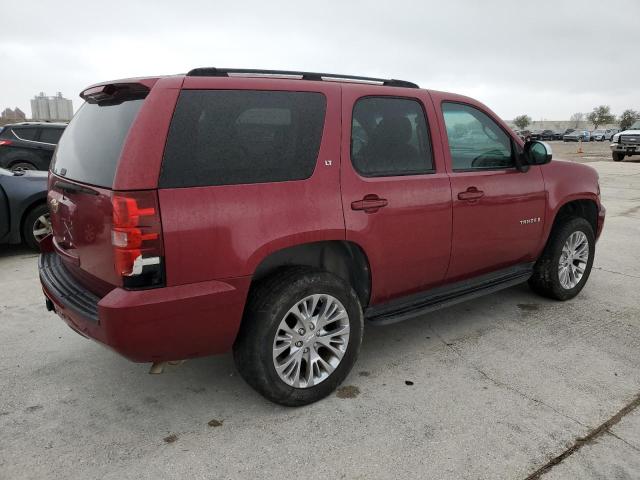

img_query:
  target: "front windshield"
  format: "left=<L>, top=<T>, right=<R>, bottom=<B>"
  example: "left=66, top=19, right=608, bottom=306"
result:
left=630, top=121, right=640, bottom=130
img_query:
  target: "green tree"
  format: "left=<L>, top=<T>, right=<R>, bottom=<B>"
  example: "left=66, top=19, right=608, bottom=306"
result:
left=619, top=109, right=639, bottom=131
left=513, top=114, right=531, bottom=130
left=586, top=105, right=615, bottom=129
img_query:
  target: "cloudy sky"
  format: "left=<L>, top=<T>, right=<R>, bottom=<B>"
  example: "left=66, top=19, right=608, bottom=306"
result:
left=1, top=0, right=638, bottom=120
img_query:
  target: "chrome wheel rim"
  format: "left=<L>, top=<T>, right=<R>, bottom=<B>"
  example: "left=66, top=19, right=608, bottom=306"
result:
left=32, top=213, right=52, bottom=242
left=272, top=294, right=350, bottom=389
left=558, top=231, right=589, bottom=289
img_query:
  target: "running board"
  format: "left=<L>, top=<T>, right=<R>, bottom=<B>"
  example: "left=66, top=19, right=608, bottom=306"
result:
left=365, top=263, right=534, bottom=326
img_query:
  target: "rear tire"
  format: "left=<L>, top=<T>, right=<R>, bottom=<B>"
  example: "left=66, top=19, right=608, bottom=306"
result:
left=233, top=268, right=364, bottom=406
left=612, top=152, right=625, bottom=162
left=11, top=161, right=37, bottom=172
left=529, top=217, right=595, bottom=301
left=22, top=203, right=51, bottom=250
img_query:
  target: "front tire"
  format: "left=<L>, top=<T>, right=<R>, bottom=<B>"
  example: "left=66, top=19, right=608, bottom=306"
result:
left=612, top=152, right=624, bottom=162
left=233, top=268, right=364, bottom=406
left=529, top=217, right=595, bottom=300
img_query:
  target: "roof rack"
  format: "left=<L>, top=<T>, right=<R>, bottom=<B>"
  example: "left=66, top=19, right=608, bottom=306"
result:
left=186, top=67, right=419, bottom=89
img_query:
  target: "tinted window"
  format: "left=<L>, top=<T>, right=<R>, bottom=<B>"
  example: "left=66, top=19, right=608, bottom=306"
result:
left=12, top=127, right=38, bottom=141
left=39, top=127, right=64, bottom=144
left=442, top=102, right=513, bottom=170
left=52, top=99, right=144, bottom=187
left=160, top=90, right=326, bottom=188
left=351, top=97, right=433, bottom=176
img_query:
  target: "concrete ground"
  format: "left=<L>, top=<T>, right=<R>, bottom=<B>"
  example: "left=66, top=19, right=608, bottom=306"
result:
left=1, top=160, right=639, bottom=480
left=547, top=139, right=621, bottom=164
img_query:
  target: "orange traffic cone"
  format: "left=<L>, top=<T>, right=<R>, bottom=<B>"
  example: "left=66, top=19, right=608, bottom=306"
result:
left=577, top=138, right=583, bottom=154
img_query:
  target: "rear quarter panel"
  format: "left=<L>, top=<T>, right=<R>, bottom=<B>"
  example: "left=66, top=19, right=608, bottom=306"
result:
left=113, top=76, right=183, bottom=190
left=157, top=78, right=345, bottom=286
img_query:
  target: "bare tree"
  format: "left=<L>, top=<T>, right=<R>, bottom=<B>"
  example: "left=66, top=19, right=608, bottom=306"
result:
left=513, top=115, right=532, bottom=130
left=570, top=112, right=584, bottom=128
left=619, top=109, right=639, bottom=131
left=586, top=105, right=615, bottom=129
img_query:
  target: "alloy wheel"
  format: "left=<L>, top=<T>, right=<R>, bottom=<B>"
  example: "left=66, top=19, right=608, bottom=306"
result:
left=558, top=231, right=589, bottom=289
left=32, top=213, right=52, bottom=242
left=272, top=294, right=350, bottom=388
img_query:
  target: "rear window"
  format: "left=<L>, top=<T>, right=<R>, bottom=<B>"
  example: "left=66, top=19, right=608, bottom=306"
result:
left=160, top=90, right=326, bottom=188
left=51, top=99, right=144, bottom=187
left=12, top=127, right=38, bottom=141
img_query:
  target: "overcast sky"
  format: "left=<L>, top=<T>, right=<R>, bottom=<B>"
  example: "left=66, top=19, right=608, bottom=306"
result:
left=1, top=0, right=638, bottom=120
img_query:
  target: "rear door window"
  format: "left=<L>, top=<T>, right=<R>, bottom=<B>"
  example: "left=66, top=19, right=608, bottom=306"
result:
left=51, top=99, right=144, bottom=187
left=39, top=127, right=64, bottom=144
left=160, top=90, right=326, bottom=188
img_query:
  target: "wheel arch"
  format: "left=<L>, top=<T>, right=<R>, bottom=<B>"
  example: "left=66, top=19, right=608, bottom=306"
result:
left=548, top=198, right=598, bottom=240
left=251, top=240, right=372, bottom=308
left=4, top=149, right=42, bottom=170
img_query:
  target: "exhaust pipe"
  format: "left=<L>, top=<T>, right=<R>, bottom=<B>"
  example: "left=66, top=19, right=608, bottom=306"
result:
left=149, top=362, right=166, bottom=374
left=149, top=360, right=185, bottom=374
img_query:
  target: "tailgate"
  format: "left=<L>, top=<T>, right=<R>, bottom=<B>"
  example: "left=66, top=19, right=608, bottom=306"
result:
left=47, top=85, right=148, bottom=294
left=48, top=175, right=119, bottom=291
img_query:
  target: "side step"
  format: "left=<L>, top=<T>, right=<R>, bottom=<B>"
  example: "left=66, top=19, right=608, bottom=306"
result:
left=365, top=263, right=534, bottom=326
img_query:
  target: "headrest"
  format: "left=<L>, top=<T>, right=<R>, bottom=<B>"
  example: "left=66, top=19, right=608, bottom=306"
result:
left=373, top=115, right=412, bottom=145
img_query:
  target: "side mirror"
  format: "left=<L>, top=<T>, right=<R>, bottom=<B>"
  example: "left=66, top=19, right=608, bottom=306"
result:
left=524, top=140, right=552, bottom=166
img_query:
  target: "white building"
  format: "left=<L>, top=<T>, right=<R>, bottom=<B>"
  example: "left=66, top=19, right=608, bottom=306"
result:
left=30, top=92, right=73, bottom=121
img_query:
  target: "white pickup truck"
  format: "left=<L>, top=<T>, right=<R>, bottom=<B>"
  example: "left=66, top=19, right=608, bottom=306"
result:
left=611, top=121, right=640, bottom=161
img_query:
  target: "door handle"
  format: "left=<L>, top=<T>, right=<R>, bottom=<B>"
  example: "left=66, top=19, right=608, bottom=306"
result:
left=351, top=194, right=388, bottom=213
left=457, top=187, right=484, bottom=201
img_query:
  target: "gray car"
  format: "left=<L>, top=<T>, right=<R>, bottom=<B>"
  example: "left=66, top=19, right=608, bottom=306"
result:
left=0, top=167, right=51, bottom=250
left=563, top=130, right=591, bottom=142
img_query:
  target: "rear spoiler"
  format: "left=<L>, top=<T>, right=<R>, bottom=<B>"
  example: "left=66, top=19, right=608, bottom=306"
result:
left=80, top=82, right=153, bottom=105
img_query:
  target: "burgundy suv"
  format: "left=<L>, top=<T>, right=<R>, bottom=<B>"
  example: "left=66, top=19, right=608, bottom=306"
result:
left=39, top=68, right=605, bottom=405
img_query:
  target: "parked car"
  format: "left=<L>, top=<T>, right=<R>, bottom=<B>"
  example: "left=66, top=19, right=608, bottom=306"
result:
left=0, top=167, right=50, bottom=249
left=540, top=130, right=556, bottom=140
left=591, top=129, right=608, bottom=141
left=0, top=122, right=67, bottom=172
left=604, top=128, right=619, bottom=141
left=553, top=131, right=564, bottom=140
left=529, top=130, right=543, bottom=140
left=563, top=128, right=576, bottom=136
left=611, top=121, right=640, bottom=161
left=563, top=130, right=590, bottom=142
left=39, top=68, right=605, bottom=406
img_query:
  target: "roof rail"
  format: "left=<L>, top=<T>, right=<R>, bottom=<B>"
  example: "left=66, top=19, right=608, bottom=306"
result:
left=186, top=67, right=419, bottom=89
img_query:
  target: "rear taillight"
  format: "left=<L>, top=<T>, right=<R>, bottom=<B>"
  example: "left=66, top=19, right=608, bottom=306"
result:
left=0, top=140, right=12, bottom=146
left=111, top=191, right=164, bottom=289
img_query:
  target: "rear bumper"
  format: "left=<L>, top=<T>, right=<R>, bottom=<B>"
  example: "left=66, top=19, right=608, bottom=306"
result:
left=39, top=253, right=251, bottom=362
